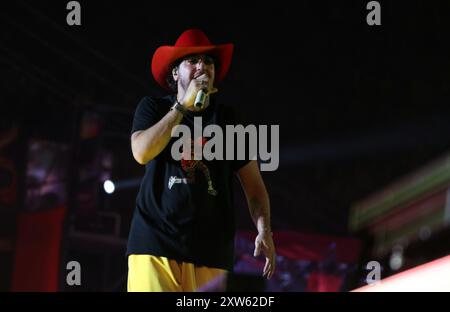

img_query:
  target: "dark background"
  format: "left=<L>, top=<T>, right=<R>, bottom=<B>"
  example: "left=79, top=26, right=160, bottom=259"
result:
left=1, top=0, right=450, bottom=291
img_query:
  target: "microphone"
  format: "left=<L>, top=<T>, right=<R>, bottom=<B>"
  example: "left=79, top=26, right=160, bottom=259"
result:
left=194, top=89, right=208, bottom=109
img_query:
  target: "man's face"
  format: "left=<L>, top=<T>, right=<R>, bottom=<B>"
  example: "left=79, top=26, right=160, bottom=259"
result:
left=174, top=54, right=215, bottom=92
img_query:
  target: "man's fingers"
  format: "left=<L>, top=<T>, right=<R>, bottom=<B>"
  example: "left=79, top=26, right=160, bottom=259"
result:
left=265, top=265, right=273, bottom=280
left=207, top=87, right=218, bottom=95
left=268, top=260, right=275, bottom=279
left=195, top=73, right=209, bottom=80
left=254, top=244, right=261, bottom=257
left=263, top=258, right=270, bottom=277
left=257, top=236, right=277, bottom=279
left=267, top=269, right=273, bottom=280
left=265, top=262, right=274, bottom=280
left=270, top=253, right=276, bottom=277
left=265, top=253, right=276, bottom=280
left=269, top=268, right=275, bottom=280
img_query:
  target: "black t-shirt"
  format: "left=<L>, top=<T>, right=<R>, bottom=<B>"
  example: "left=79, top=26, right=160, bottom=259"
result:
left=126, top=95, right=250, bottom=270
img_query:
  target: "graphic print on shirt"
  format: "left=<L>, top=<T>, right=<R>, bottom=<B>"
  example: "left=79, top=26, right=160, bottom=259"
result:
left=174, top=136, right=218, bottom=196
left=168, top=176, right=188, bottom=189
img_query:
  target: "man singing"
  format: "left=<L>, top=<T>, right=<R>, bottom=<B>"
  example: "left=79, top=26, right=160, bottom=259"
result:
left=127, top=29, right=275, bottom=292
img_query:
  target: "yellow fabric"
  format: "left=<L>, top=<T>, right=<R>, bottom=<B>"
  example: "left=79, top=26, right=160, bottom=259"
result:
left=127, top=254, right=227, bottom=292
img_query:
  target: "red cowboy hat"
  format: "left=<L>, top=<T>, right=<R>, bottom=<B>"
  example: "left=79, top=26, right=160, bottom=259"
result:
left=151, top=29, right=234, bottom=90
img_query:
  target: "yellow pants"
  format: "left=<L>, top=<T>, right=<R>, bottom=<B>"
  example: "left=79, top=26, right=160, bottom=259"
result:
left=127, top=255, right=227, bottom=292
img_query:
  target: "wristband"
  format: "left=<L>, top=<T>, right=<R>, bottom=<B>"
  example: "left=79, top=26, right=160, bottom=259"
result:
left=170, top=100, right=187, bottom=116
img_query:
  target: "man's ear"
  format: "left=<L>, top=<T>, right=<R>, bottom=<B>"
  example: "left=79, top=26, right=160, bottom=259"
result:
left=172, top=67, right=178, bottom=81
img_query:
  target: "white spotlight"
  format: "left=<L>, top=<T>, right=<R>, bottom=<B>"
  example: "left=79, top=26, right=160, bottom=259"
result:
left=389, top=245, right=404, bottom=271
left=103, top=180, right=115, bottom=194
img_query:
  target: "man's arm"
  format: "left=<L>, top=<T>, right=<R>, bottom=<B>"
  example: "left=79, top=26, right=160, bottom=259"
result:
left=131, top=82, right=218, bottom=165
left=131, top=109, right=183, bottom=165
left=237, top=160, right=276, bottom=279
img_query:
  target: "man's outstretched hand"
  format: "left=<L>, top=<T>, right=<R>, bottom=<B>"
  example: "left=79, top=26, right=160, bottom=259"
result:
left=253, top=231, right=276, bottom=280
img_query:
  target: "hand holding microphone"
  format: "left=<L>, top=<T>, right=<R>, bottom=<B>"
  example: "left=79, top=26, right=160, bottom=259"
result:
left=193, top=74, right=218, bottom=109
left=194, top=89, right=208, bottom=109
left=180, top=73, right=218, bottom=110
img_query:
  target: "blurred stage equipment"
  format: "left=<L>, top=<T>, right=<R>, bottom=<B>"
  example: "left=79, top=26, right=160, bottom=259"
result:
left=350, top=153, right=450, bottom=259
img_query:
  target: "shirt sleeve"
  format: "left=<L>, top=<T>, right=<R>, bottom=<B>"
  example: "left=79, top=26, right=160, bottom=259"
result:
left=131, top=96, right=161, bottom=134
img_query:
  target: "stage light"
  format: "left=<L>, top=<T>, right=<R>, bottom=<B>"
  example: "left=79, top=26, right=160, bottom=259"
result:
left=419, top=226, right=431, bottom=241
left=103, top=180, right=115, bottom=194
left=389, top=246, right=404, bottom=271
left=389, top=253, right=403, bottom=271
